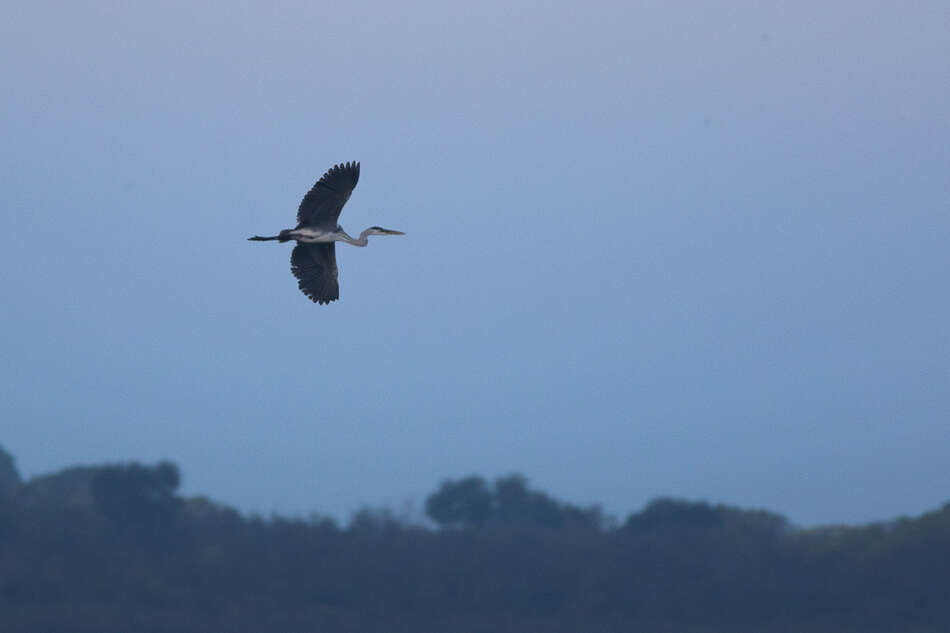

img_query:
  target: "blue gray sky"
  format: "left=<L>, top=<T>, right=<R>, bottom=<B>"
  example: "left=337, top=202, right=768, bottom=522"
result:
left=2, top=1, right=948, bottom=526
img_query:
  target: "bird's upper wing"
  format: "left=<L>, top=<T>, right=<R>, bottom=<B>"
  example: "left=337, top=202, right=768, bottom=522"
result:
left=291, top=243, right=339, bottom=304
left=296, top=161, right=360, bottom=228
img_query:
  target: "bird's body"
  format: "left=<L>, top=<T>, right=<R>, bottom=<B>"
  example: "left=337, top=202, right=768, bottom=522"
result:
left=283, top=226, right=342, bottom=243
left=248, top=162, right=404, bottom=304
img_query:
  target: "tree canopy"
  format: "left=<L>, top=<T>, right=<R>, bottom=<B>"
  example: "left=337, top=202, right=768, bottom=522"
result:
left=0, top=443, right=947, bottom=633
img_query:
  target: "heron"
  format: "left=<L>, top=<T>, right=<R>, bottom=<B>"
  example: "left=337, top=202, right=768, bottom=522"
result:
left=248, top=161, right=404, bottom=304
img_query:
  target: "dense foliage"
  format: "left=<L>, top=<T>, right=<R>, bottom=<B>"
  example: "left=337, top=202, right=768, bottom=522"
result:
left=1, top=444, right=947, bottom=632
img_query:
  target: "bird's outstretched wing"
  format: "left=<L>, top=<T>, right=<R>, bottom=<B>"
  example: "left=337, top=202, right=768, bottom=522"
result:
left=291, top=243, right=339, bottom=304
left=296, top=161, right=360, bottom=228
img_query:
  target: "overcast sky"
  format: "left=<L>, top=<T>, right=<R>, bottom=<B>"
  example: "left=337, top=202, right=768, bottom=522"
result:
left=2, top=0, right=948, bottom=526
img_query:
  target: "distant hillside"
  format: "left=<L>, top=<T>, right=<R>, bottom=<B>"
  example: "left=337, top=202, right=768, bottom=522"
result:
left=0, top=444, right=947, bottom=633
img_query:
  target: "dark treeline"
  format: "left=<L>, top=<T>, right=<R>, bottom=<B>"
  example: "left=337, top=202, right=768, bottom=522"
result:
left=0, top=444, right=948, bottom=633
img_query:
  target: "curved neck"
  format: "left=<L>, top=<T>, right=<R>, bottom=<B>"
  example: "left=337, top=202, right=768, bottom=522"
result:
left=338, top=228, right=371, bottom=247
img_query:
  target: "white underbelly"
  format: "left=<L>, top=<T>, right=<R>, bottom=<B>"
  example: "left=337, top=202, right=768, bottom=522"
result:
left=289, top=227, right=334, bottom=243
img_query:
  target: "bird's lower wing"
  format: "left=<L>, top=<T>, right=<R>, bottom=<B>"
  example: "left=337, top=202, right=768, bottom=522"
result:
left=291, top=243, right=339, bottom=304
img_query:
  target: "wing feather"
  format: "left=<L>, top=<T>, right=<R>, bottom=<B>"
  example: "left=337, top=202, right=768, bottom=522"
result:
left=296, top=161, right=360, bottom=228
left=290, top=243, right=339, bottom=304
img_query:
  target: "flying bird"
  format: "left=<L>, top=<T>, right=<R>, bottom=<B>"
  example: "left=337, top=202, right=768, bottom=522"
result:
left=248, top=162, right=404, bottom=304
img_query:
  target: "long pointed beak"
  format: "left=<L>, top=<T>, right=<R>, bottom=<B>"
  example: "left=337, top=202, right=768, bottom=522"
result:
left=382, top=229, right=405, bottom=235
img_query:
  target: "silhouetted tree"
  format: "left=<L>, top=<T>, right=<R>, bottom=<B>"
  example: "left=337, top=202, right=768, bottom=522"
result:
left=625, top=498, right=723, bottom=531
left=0, top=444, right=21, bottom=499
left=494, top=474, right=602, bottom=530
left=425, top=476, right=494, bottom=527
left=1, top=446, right=949, bottom=633
left=90, top=461, right=182, bottom=534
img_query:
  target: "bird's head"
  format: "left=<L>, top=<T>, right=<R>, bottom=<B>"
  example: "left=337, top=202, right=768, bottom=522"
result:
left=367, top=226, right=405, bottom=236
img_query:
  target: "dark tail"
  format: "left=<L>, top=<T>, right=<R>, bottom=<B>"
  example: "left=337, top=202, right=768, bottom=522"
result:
left=248, top=229, right=293, bottom=242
